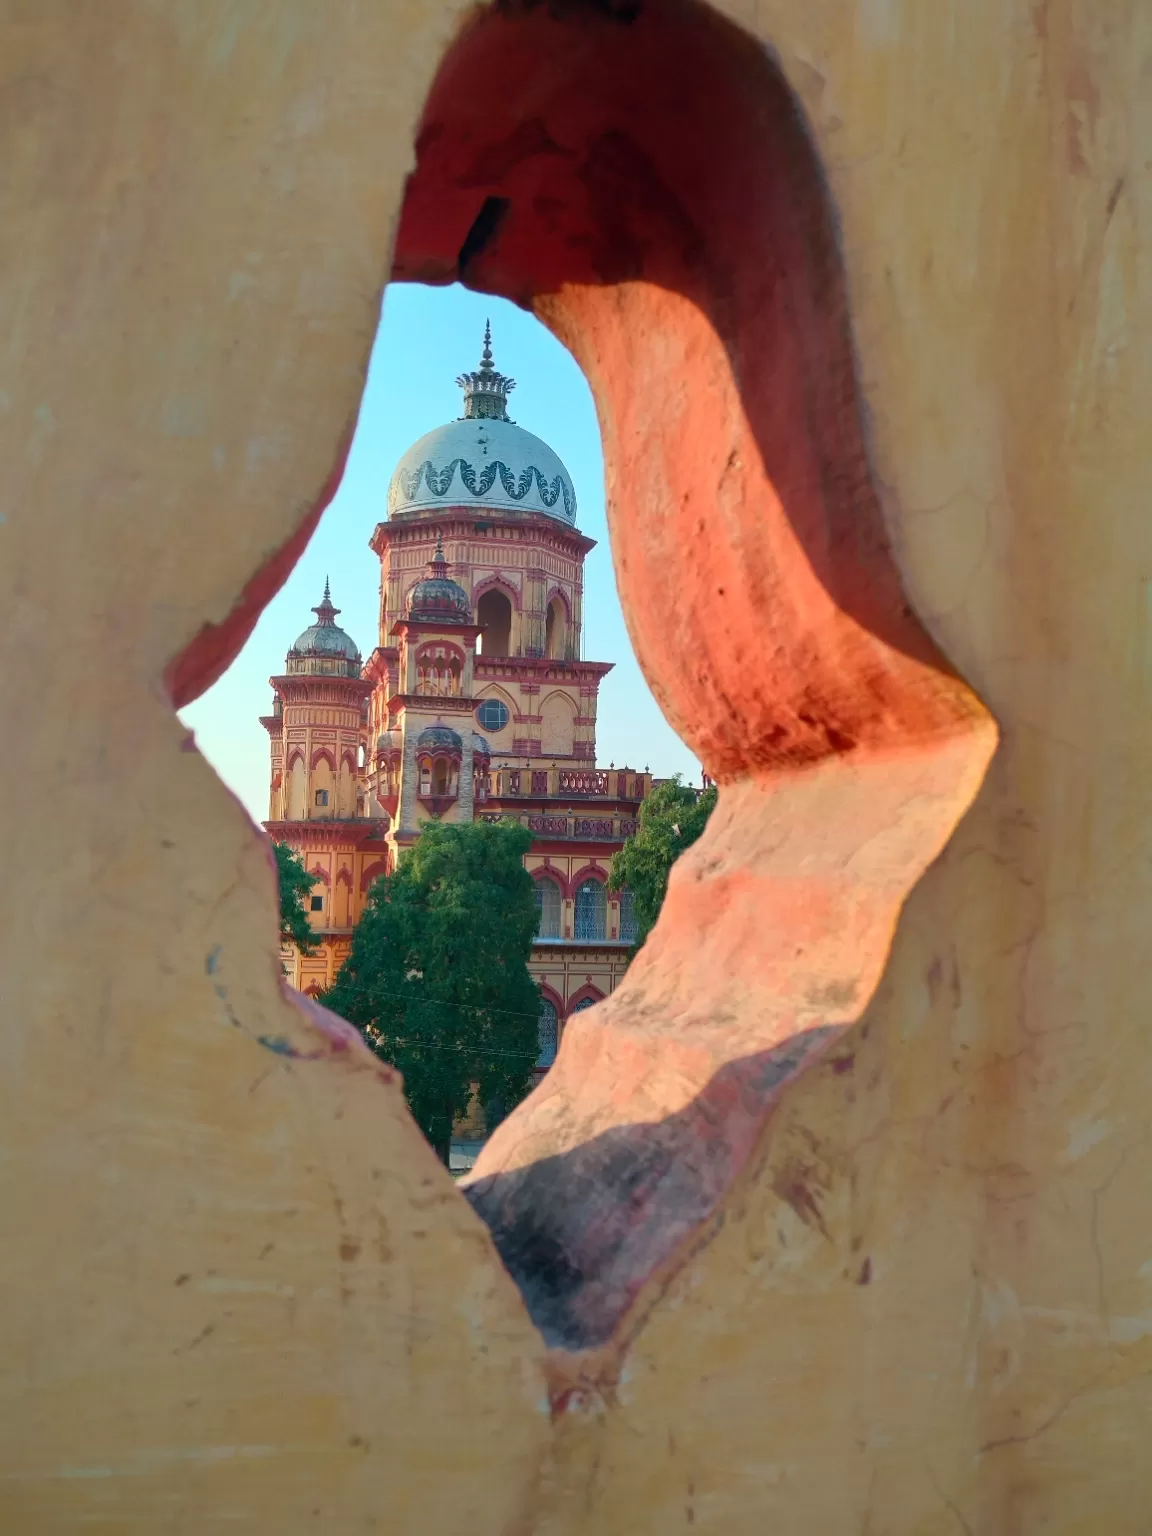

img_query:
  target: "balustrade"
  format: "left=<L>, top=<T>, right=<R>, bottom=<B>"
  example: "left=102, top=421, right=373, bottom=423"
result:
left=485, top=766, right=649, bottom=808
left=558, top=769, right=609, bottom=796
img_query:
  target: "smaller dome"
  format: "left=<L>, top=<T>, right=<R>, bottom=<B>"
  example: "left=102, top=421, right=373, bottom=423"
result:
left=288, top=581, right=361, bottom=670
left=416, top=725, right=463, bottom=752
left=472, top=734, right=492, bottom=758
left=407, top=541, right=472, bottom=626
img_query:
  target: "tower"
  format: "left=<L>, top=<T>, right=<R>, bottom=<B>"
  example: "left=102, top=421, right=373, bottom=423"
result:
left=264, top=326, right=652, bottom=1055
left=369, top=539, right=483, bottom=852
left=262, top=582, right=380, bottom=980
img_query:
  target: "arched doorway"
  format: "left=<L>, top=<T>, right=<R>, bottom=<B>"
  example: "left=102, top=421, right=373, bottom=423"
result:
left=476, top=588, right=512, bottom=656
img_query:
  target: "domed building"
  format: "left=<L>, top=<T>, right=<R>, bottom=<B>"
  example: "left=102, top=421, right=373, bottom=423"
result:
left=262, top=325, right=652, bottom=1086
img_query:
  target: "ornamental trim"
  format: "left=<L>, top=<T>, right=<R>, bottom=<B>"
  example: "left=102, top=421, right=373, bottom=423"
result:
left=392, top=456, right=577, bottom=522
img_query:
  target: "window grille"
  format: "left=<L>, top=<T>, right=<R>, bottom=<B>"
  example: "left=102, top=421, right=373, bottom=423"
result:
left=573, top=878, right=606, bottom=941
left=534, top=877, right=562, bottom=939
left=537, top=998, right=559, bottom=1068
left=619, top=888, right=637, bottom=943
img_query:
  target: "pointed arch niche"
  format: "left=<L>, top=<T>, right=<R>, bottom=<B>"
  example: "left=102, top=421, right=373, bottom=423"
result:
left=384, top=0, right=996, bottom=1353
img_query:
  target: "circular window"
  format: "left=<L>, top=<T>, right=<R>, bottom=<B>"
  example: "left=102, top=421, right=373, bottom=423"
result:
left=476, top=697, right=510, bottom=733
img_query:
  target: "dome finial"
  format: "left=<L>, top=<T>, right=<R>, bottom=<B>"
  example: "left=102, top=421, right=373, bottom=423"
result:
left=313, top=578, right=339, bottom=624
left=457, top=322, right=516, bottom=422
left=287, top=577, right=360, bottom=671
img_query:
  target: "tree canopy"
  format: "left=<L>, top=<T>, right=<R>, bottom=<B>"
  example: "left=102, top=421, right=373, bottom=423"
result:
left=322, top=819, right=541, bottom=1164
left=274, top=841, right=319, bottom=955
left=610, top=774, right=717, bottom=953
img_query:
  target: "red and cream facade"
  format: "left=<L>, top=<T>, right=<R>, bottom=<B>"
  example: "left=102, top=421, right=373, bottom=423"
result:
left=262, top=329, right=651, bottom=1065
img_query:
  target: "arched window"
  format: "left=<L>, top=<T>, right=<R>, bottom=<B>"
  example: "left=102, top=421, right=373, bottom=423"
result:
left=619, top=887, right=637, bottom=943
left=477, top=588, right=513, bottom=656
left=537, top=997, right=559, bottom=1069
left=545, top=595, right=567, bottom=659
left=418, top=758, right=432, bottom=796
left=574, top=877, right=606, bottom=941
left=534, top=876, right=562, bottom=939
left=569, top=996, right=597, bottom=1017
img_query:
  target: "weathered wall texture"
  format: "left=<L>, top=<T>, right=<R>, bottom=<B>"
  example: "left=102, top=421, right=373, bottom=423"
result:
left=2, top=1, right=1149, bottom=1531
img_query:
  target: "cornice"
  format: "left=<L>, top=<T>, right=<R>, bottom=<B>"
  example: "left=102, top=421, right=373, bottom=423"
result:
left=371, top=508, right=596, bottom=559
left=263, top=820, right=392, bottom=851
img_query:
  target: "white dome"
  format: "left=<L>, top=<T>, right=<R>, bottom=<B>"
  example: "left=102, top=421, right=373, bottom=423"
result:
left=387, top=415, right=577, bottom=525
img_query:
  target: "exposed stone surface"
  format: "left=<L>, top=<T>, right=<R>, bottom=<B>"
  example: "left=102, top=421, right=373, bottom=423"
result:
left=3, top=0, right=1150, bottom=1531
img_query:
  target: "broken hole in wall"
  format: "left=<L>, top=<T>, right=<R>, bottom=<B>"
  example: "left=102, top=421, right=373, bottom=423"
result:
left=174, top=0, right=995, bottom=1354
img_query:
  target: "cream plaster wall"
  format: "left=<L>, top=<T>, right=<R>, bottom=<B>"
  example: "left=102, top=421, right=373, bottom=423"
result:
left=3, top=2, right=1151, bottom=1532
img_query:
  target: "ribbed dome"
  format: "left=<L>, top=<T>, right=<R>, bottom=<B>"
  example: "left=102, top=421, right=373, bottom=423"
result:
left=406, top=542, right=472, bottom=625
left=286, top=582, right=361, bottom=674
left=386, top=324, right=577, bottom=526
left=472, top=734, right=492, bottom=758
left=416, top=725, right=463, bottom=751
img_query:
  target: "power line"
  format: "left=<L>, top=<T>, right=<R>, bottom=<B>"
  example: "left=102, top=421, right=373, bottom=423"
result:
left=320, top=981, right=549, bottom=1025
left=363, top=1030, right=542, bottom=1062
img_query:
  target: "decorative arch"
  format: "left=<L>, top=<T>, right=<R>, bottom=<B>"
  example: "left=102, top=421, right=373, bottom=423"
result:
left=544, top=584, right=571, bottom=619
left=302, top=982, right=323, bottom=1000
left=415, top=640, right=466, bottom=667
left=359, top=856, right=389, bottom=894
left=544, top=586, right=571, bottom=660
left=334, top=866, right=353, bottom=889
left=339, top=747, right=357, bottom=772
left=532, top=869, right=564, bottom=939
left=530, top=863, right=570, bottom=900
left=540, top=689, right=577, bottom=755
left=309, top=745, right=336, bottom=771
left=285, top=747, right=305, bottom=772
left=569, top=862, right=607, bottom=894
left=536, top=980, right=565, bottom=1018
left=471, top=574, right=521, bottom=612
left=565, top=984, right=604, bottom=1016
left=308, top=864, right=330, bottom=886
left=475, top=683, right=516, bottom=713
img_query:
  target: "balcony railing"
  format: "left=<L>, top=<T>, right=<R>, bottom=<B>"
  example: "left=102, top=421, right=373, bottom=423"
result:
left=479, top=810, right=638, bottom=842
left=558, top=769, right=608, bottom=796
left=488, top=766, right=648, bottom=802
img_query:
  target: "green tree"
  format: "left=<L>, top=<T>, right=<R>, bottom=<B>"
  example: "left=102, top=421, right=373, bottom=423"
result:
left=610, top=774, right=717, bottom=953
left=274, top=841, right=319, bottom=955
left=322, top=819, right=541, bottom=1164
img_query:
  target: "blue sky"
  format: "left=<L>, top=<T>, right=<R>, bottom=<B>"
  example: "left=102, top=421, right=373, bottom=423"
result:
left=179, top=282, right=699, bottom=821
